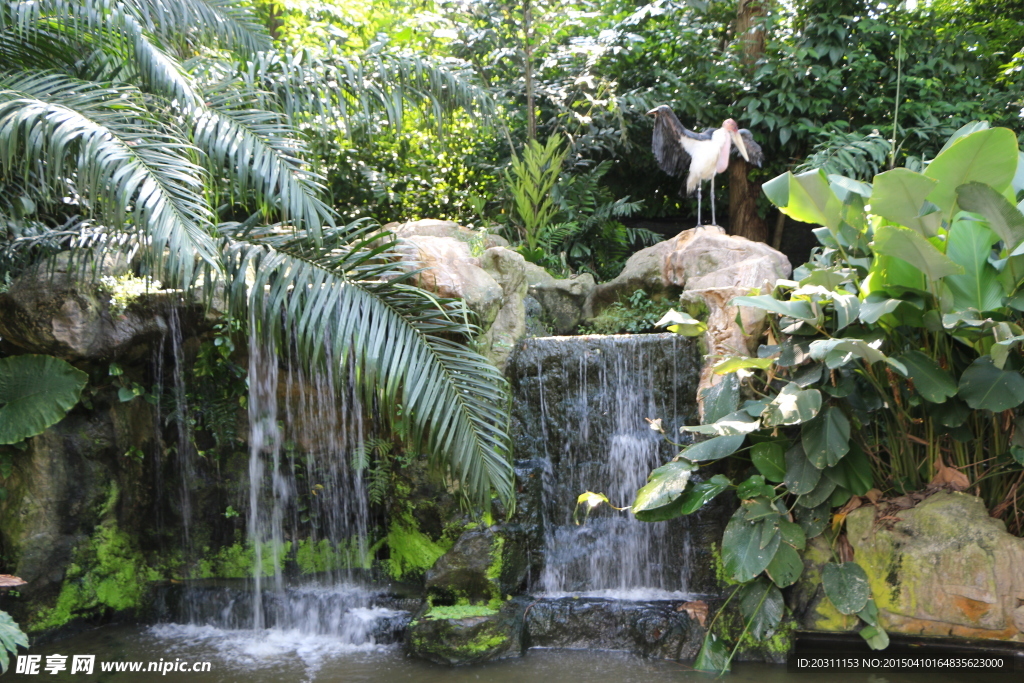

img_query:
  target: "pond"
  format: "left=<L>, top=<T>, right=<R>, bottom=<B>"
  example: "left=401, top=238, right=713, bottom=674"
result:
left=14, top=622, right=1020, bottom=683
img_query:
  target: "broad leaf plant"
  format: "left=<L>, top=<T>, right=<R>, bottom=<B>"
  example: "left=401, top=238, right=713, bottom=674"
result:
left=622, top=123, right=1024, bottom=671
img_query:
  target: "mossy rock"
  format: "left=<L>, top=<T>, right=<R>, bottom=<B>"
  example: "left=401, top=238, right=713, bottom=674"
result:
left=407, top=599, right=526, bottom=665
left=424, top=525, right=528, bottom=605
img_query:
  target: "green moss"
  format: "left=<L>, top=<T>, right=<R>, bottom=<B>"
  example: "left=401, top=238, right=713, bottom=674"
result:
left=194, top=540, right=290, bottom=579
left=33, top=522, right=150, bottom=631
left=710, top=542, right=738, bottom=587
left=465, top=631, right=506, bottom=653
left=486, top=536, right=505, bottom=582
left=424, top=604, right=498, bottom=620
left=295, top=538, right=369, bottom=574
left=385, top=511, right=448, bottom=580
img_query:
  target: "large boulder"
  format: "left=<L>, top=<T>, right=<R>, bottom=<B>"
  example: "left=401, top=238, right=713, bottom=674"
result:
left=425, top=524, right=529, bottom=605
left=407, top=599, right=527, bottom=665
left=478, top=248, right=528, bottom=370
left=392, top=235, right=504, bottom=328
left=523, top=263, right=595, bottom=335
left=793, top=491, right=1024, bottom=641
left=583, top=226, right=790, bottom=318
left=0, top=254, right=173, bottom=362
left=385, top=219, right=509, bottom=250
left=387, top=222, right=530, bottom=369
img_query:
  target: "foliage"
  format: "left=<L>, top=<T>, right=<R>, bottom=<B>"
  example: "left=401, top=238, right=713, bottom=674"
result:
left=579, top=290, right=675, bottom=335
left=590, top=123, right=1024, bottom=671
left=0, top=609, right=28, bottom=675
left=0, top=0, right=513, bottom=508
left=505, top=135, right=569, bottom=263
left=0, top=355, right=88, bottom=445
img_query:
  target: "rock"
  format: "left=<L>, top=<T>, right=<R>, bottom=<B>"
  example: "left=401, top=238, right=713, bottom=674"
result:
left=478, top=248, right=528, bottom=370
left=425, top=524, right=529, bottom=604
left=0, top=254, right=174, bottom=361
left=663, top=227, right=790, bottom=291
left=523, top=263, right=595, bottom=335
left=583, top=238, right=682, bottom=318
left=392, top=235, right=503, bottom=327
left=385, top=219, right=509, bottom=250
left=793, top=491, right=1024, bottom=641
left=583, top=226, right=790, bottom=319
left=523, top=598, right=704, bottom=659
left=407, top=599, right=526, bottom=665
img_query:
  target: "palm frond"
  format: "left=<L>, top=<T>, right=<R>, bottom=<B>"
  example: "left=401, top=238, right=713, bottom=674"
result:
left=243, top=47, right=499, bottom=140
left=128, top=0, right=271, bottom=56
left=0, top=71, right=219, bottom=284
left=192, top=91, right=336, bottom=232
left=218, top=221, right=515, bottom=507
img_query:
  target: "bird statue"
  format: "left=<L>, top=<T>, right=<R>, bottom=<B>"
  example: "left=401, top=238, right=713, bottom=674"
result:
left=647, top=104, right=763, bottom=227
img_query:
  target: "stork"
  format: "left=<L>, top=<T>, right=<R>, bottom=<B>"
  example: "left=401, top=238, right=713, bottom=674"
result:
left=647, top=105, right=763, bottom=227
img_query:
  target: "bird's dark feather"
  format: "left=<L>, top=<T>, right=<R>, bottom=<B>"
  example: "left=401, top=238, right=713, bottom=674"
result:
left=733, top=129, right=764, bottom=167
left=651, top=105, right=707, bottom=177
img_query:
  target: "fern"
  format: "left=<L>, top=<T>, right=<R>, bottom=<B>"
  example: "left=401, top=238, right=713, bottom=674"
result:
left=797, top=128, right=893, bottom=179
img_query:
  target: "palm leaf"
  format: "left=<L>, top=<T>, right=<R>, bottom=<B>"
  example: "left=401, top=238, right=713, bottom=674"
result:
left=219, top=221, right=515, bottom=506
left=0, top=71, right=219, bottom=284
left=191, top=91, right=336, bottom=232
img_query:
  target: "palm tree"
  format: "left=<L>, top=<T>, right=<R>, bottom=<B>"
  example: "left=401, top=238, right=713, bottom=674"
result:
left=0, top=0, right=513, bottom=506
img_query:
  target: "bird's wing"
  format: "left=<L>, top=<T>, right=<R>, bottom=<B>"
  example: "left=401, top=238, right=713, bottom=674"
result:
left=733, top=129, right=764, bottom=167
left=651, top=107, right=707, bottom=176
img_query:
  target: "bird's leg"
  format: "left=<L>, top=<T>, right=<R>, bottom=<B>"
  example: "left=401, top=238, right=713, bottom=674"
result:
left=696, top=185, right=702, bottom=226
left=710, top=177, right=716, bottom=226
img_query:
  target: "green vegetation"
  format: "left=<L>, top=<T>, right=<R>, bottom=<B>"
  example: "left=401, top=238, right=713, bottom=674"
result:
left=0, top=355, right=87, bottom=445
left=0, top=609, right=28, bottom=674
left=383, top=511, right=451, bottom=580
left=580, top=290, right=677, bottom=335
left=613, top=123, right=1024, bottom=671
left=424, top=604, right=498, bottom=620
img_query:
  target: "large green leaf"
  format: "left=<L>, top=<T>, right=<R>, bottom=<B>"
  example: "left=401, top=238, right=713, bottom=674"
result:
left=956, top=182, right=1024, bottom=251
left=0, top=609, right=28, bottom=675
left=729, top=295, right=817, bottom=322
left=895, top=350, right=958, bottom=403
left=823, top=442, right=873, bottom=495
left=700, top=375, right=740, bottom=425
left=632, top=459, right=696, bottom=521
left=0, top=355, right=87, bottom=445
left=797, top=471, right=838, bottom=507
left=957, top=356, right=1024, bottom=411
left=801, top=406, right=850, bottom=468
left=872, top=224, right=964, bottom=280
left=766, top=542, right=803, bottom=588
left=739, top=578, right=785, bottom=640
left=794, top=501, right=830, bottom=539
left=761, top=383, right=822, bottom=427
left=694, top=631, right=730, bottom=673
left=925, top=128, right=1020, bottom=220
left=822, top=562, right=870, bottom=615
left=682, top=410, right=760, bottom=436
left=655, top=309, right=707, bottom=336
left=676, top=474, right=732, bottom=515
left=722, top=508, right=782, bottom=583
left=944, top=219, right=1005, bottom=312
left=679, top=434, right=746, bottom=462
left=870, top=168, right=940, bottom=236
left=763, top=169, right=841, bottom=230
left=751, top=442, right=787, bottom=482
left=783, top=443, right=822, bottom=495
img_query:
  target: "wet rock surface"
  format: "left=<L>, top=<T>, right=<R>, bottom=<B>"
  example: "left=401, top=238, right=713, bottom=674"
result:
left=523, top=597, right=705, bottom=659
left=407, top=599, right=527, bottom=665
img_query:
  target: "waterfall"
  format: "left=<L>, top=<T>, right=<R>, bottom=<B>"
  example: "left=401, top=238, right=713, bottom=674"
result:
left=509, top=333, right=720, bottom=598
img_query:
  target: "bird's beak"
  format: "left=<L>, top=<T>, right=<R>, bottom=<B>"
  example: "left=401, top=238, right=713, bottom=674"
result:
left=731, top=130, right=750, bottom=162
left=646, top=108, right=658, bottom=116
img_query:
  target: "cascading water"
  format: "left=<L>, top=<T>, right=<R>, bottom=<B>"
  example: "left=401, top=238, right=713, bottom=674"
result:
left=509, top=333, right=724, bottom=598
left=152, top=318, right=406, bottom=674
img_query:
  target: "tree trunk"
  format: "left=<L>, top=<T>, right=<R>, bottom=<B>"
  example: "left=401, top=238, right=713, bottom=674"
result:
left=729, top=0, right=768, bottom=241
left=523, top=0, right=536, bottom=142
left=728, top=160, right=767, bottom=242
